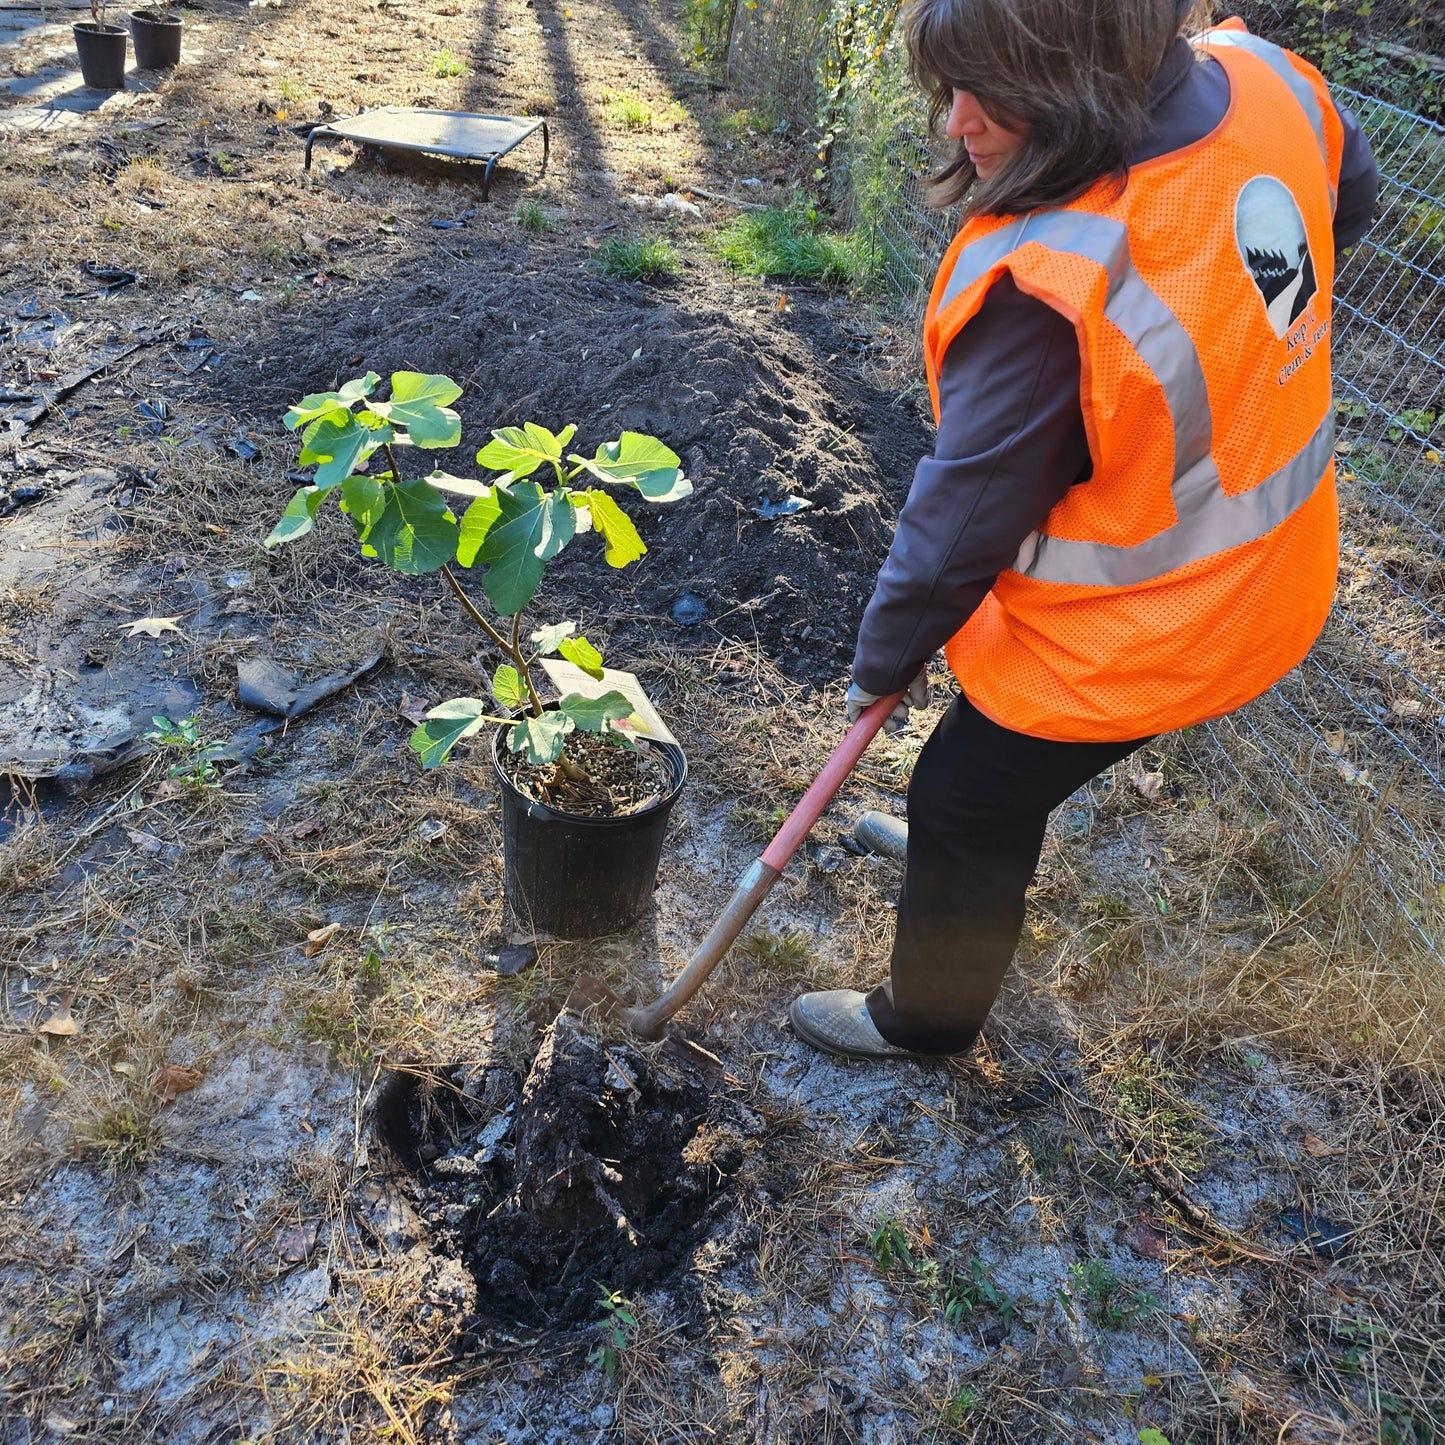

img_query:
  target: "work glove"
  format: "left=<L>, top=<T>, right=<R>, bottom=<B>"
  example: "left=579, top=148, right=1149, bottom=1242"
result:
left=846, top=672, right=930, bottom=734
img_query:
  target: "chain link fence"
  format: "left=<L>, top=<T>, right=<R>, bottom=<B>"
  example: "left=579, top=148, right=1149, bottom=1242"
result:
left=724, top=5, right=1445, bottom=954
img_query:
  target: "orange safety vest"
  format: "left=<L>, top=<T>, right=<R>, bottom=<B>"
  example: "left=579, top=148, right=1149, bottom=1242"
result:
left=925, top=23, right=1344, bottom=742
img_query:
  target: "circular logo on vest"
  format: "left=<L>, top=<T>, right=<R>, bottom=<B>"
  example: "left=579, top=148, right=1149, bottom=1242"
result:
left=1234, top=175, right=1317, bottom=340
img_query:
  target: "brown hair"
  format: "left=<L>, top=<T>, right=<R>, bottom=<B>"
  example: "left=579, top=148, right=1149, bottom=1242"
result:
left=907, top=0, right=1212, bottom=215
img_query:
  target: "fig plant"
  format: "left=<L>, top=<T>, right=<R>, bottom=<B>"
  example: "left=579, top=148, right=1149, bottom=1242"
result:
left=265, top=370, right=690, bottom=771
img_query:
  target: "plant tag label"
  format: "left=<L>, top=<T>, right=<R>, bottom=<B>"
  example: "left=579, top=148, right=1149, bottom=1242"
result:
left=539, top=660, right=679, bottom=746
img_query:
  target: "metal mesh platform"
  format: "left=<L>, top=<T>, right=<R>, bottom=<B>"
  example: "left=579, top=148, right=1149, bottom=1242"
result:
left=303, top=107, right=549, bottom=200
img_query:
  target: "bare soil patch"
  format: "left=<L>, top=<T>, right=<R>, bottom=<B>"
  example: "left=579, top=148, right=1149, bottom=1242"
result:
left=375, top=1020, right=751, bottom=1332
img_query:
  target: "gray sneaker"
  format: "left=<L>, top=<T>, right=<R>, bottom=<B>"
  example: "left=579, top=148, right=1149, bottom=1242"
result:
left=788, top=989, right=927, bottom=1060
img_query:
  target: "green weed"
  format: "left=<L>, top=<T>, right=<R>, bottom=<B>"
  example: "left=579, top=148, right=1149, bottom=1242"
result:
left=715, top=206, right=868, bottom=285
left=870, top=1217, right=915, bottom=1271
left=588, top=1286, right=636, bottom=1379
left=604, top=92, right=653, bottom=129
left=938, top=1387, right=981, bottom=1427
left=1065, top=1260, right=1156, bottom=1330
left=1113, top=1050, right=1208, bottom=1174
left=79, top=1104, right=158, bottom=1174
left=277, top=76, right=307, bottom=104
left=432, top=48, right=466, bottom=78
left=514, top=197, right=554, bottom=233
left=872, top=1221, right=1019, bottom=1330
left=590, top=236, right=676, bottom=281
left=737, top=929, right=815, bottom=972
left=144, top=715, right=228, bottom=793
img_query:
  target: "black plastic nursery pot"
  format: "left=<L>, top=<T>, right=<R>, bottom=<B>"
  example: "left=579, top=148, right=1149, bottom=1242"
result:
left=73, top=22, right=127, bottom=90
left=492, top=726, right=687, bottom=941
left=129, top=8, right=181, bottom=69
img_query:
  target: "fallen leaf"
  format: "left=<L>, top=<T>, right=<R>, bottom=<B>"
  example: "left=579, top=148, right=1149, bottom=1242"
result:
left=277, top=1219, right=319, bottom=1264
left=127, top=829, right=164, bottom=856
left=303, top=922, right=340, bottom=958
left=288, top=816, right=323, bottom=840
left=1393, top=698, right=1425, bottom=718
left=121, top=615, right=185, bottom=639
left=1126, top=1212, right=1168, bottom=1260
left=112, top=1060, right=136, bottom=1077
left=776, top=293, right=788, bottom=311
left=1130, top=769, right=1165, bottom=800
left=1335, top=756, right=1372, bottom=788
left=1322, top=728, right=1347, bottom=756
left=152, top=1063, right=205, bottom=1103
left=1303, top=1131, right=1345, bottom=1158
left=417, top=818, right=448, bottom=844
left=397, top=692, right=431, bottom=725
left=37, top=993, right=79, bottom=1037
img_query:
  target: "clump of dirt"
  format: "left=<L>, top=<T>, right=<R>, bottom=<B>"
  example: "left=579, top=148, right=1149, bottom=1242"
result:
left=500, top=729, right=672, bottom=816
left=211, top=246, right=930, bottom=684
left=373, top=1019, right=754, bottom=1327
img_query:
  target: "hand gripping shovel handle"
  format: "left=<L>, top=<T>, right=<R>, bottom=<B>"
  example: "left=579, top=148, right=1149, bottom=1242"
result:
left=610, top=691, right=903, bottom=1037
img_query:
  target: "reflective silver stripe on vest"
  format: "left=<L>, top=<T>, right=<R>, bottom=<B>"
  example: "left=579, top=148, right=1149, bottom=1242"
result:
left=1201, top=29, right=1337, bottom=212
left=933, top=207, right=1332, bottom=588
left=1013, top=411, right=1335, bottom=586
left=937, top=210, right=1225, bottom=555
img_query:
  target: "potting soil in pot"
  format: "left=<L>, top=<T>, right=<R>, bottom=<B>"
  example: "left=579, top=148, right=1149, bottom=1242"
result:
left=498, top=729, right=671, bottom=816
left=371, top=1017, right=759, bottom=1330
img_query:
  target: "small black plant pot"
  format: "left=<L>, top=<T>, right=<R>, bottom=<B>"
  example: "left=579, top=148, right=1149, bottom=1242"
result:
left=73, top=21, right=128, bottom=90
left=129, top=8, right=180, bottom=69
left=493, top=727, right=686, bottom=940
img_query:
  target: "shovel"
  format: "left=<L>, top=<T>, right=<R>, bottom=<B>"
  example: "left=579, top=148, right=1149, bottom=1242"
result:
left=565, top=690, right=905, bottom=1037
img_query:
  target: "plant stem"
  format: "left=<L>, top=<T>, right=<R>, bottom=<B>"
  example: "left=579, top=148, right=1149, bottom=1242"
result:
left=440, top=566, right=543, bottom=717
left=392, top=440, right=545, bottom=721
left=509, top=611, right=544, bottom=717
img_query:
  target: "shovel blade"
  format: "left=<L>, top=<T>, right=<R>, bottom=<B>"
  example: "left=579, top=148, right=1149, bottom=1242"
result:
left=562, top=972, right=628, bottom=1023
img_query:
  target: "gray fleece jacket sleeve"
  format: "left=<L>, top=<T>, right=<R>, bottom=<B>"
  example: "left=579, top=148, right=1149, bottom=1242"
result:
left=849, top=275, right=1090, bottom=697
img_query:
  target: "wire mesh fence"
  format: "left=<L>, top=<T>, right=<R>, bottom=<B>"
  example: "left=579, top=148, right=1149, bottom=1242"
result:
left=723, top=2, right=1445, bottom=955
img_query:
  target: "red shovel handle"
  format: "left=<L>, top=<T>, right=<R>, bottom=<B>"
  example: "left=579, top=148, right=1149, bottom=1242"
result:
left=759, top=691, right=904, bottom=871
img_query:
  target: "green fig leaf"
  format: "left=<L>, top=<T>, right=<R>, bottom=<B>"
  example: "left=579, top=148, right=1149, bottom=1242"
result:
left=364, top=476, right=459, bottom=574
left=283, top=372, right=379, bottom=430
left=491, top=665, right=528, bottom=710
left=367, top=372, right=462, bottom=448
left=265, top=485, right=325, bottom=547
left=583, top=489, right=646, bottom=568
left=477, top=422, right=577, bottom=480
left=559, top=689, right=633, bottom=733
left=455, top=489, right=501, bottom=568
left=300, top=412, right=389, bottom=490
left=557, top=635, right=605, bottom=679
left=410, top=696, right=493, bottom=770
left=529, top=621, right=577, bottom=656
left=476, top=484, right=576, bottom=614
left=569, top=433, right=691, bottom=501
left=507, top=711, right=570, bottom=765
left=339, top=473, right=385, bottom=536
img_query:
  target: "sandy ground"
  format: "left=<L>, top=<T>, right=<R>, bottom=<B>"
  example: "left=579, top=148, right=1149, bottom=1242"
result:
left=2, top=0, right=1443, bottom=1442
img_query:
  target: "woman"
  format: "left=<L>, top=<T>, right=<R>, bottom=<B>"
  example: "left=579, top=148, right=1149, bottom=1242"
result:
left=789, top=0, right=1379, bottom=1059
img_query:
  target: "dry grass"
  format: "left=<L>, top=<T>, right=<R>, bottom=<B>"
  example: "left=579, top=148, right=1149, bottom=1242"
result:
left=2, top=0, right=1443, bottom=1439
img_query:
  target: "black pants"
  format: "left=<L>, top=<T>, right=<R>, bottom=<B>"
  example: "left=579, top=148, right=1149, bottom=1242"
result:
left=865, top=693, right=1151, bottom=1054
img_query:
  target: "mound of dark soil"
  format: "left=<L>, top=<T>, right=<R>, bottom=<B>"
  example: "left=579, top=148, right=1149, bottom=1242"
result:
left=211, top=245, right=931, bottom=685
left=372, top=1019, right=755, bottom=1328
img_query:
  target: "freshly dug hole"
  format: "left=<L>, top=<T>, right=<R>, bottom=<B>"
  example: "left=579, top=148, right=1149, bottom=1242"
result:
left=372, top=1017, right=753, bottom=1327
